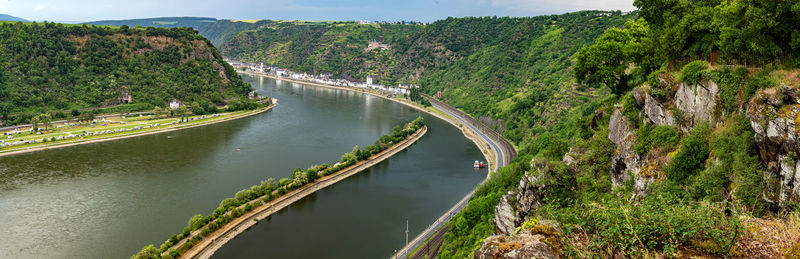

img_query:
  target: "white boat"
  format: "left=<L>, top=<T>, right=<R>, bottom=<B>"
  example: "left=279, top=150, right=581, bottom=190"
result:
left=474, top=160, right=480, bottom=168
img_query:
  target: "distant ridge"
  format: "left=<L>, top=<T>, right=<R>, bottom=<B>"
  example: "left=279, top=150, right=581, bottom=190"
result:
left=0, top=14, right=28, bottom=22
left=86, top=16, right=218, bottom=29
left=88, top=16, right=271, bottom=47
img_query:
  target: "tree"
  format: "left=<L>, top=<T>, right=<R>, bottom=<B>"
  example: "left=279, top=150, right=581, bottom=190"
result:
left=30, top=116, right=40, bottom=132
left=574, top=19, right=656, bottom=95
left=152, top=107, right=164, bottom=118
left=131, top=245, right=160, bottom=259
left=39, top=113, right=52, bottom=131
left=175, top=106, right=188, bottom=122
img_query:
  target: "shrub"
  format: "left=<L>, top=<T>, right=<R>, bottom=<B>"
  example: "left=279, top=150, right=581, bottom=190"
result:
left=680, top=60, right=710, bottom=85
left=132, top=245, right=160, bottom=259
left=622, top=92, right=641, bottom=127
left=666, top=123, right=710, bottom=183
left=745, top=70, right=776, bottom=100
left=647, top=69, right=669, bottom=100
left=536, top=197, right=742, bottom=257
left=188, top=214, right=205, bottom=231
left=634, top=124, right=680, bottom=156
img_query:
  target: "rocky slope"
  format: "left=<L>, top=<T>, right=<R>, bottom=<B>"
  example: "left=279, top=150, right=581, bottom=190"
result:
left=477, top=69, right=800, bottom=258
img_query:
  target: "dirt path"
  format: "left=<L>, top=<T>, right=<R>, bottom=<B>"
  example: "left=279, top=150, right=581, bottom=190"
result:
left=172, top=126, right=428, bottom=259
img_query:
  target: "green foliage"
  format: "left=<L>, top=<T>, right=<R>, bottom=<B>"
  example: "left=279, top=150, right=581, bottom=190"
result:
left=622, top=93, right=641, bottom=127
left=745, top=70, right=776, bottom=99
left=635, top=0, right=800, bottom=65
left=0, top=22, right=251, bottom=125
left=666, top=123, right=711, bottom=183
left=634, top=124, right=680, bottom=156
left=575, top=19, right=657, bottom=95
left=131, top=244, right=160, bottom=259
left=536, top=197, right=743, bottom=257
left=708, top=67, right=748, bottom=114
left=647, top=69, right=669, bottom=100
left=439, top=157, right=528, bottom=258
left=680, top=60, right=710, bottom=85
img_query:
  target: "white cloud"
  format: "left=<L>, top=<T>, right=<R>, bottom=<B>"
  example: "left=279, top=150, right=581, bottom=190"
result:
left=35, top=4, right=45, bottom=11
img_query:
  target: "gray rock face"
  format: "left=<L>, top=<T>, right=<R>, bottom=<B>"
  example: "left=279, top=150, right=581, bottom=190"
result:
left=674, top=80, right=720, bottom=130
left=747, top=88, right=800, bottom=207
left=608, top=109, right=642, bottom=187
left=493, top=162, right=549, bottom=236
left=643, top=91, right=676, bottom=127
left=494, top=192, right=518, bottom=236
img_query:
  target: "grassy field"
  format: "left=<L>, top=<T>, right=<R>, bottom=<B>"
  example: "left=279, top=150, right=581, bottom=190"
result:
left=0, top=109, right=259, bottom=154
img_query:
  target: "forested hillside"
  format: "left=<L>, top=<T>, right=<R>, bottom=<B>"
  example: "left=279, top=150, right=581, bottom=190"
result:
left=221, top=11, right=634, bottom=155
left=0, top=22, right=252, bottom=125
left=222, top=21, right=424, bottom=81
left=439, top=1, right=800, bottom=258
left=88, top=17, right=272, bottom=46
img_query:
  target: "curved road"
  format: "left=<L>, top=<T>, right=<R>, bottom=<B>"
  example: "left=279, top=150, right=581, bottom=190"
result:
left=391, top=95, right=515, bottom=259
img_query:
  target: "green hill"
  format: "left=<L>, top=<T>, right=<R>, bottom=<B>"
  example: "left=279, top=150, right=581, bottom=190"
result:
left=0, top=22, right=252, bottom=125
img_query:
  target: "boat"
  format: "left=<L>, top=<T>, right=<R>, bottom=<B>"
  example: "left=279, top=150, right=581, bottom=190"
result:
left=479, top=161, right=485, bottom=168
left=474, top=160, right=480, bottom=168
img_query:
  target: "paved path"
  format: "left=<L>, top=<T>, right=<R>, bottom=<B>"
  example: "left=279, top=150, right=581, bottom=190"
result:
left=391, top=96, right=515, bottom=259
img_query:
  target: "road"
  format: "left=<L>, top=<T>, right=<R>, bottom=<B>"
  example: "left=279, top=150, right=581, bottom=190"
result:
left=391, top=95, right=515, bottom=259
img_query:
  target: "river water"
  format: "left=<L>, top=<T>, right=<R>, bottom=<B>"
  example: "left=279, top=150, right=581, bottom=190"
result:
left=0, top=75, right=485, bottom=258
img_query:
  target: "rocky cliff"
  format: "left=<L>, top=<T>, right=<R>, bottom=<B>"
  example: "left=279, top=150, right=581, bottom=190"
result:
left=476, top=70, right=800, bottom=258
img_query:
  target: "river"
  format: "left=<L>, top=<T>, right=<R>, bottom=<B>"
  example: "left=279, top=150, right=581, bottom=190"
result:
left=0, top=74, right=485, bottom=258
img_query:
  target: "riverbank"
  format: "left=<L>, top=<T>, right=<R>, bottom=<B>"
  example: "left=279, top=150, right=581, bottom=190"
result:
left=238, top=70, right=497, bottom=174
left=0, top=104, right=275, bottom=158
left=171, top=125, right=428, bottom=259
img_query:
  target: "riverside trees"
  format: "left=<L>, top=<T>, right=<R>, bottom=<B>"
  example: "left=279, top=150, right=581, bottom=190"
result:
left=133, top=117, right=425, bottom=258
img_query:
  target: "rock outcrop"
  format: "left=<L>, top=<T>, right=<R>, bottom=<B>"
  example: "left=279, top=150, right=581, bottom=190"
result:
left=494, top=161, right=549, bottom=235
left=747, top=86, right=800, bottom=207
left=475, top=221, right=561, bottom=259
left=608, top=108, right=642, bottom=187
left=674, top=80, right=721, bottom=130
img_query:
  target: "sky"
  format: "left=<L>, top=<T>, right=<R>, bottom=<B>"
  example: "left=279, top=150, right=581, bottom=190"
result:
left=0, top=0, right=636, bottom=23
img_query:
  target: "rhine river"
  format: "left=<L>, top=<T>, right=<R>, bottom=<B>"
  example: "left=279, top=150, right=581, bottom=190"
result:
left=0, top=74, right=485, bottom=258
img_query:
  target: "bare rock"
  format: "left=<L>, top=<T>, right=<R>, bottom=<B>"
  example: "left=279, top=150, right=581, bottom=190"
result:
left=643, top=92, right=676, bottom=127
left=495, top=192, right=518, bottom=236
left=674, top=80, right=720, bottom=130
left=608, top=109, right=642, bottom=187
left=747, top=87, right=800, bottom=207
left=632, top=87, right=646, bottom=108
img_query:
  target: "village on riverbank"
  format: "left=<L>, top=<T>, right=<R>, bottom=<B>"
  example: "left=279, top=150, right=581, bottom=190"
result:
left=226, top=59, right=419, bottom=97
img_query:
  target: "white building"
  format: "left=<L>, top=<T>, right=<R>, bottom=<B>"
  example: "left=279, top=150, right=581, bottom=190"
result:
left=366, top=76, right=374, bottom=86
left=169, top=99, right=180, bottom=110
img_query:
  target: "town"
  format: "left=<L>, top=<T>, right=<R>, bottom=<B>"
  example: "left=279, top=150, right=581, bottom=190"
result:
left=226, top=59, right=419, bottom=98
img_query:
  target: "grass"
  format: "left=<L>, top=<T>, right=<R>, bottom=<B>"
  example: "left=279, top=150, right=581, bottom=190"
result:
left=0, top=109, right=261, bottom=154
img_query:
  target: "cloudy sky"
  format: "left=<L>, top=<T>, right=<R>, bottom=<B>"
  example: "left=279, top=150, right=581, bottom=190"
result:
left=0, top=0, right=636, bottom=23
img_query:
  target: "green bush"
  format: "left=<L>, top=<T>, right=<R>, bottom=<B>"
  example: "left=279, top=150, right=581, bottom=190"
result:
left=680, top=60, right=710, bottom=85
left=536, top=197, right=742, bottom=257
left=647, top=69, right=669, bottom=100
left=745, top=70, right=776, bottom=100
left=666, top=123, right=710, bottom=183
left=634, top=124, right=680, bottom=156
left=622, top=93, right=641, bottom=127
left=708, top=67, right=747, bottom=114
left=131, top=245, right=160, bottom=259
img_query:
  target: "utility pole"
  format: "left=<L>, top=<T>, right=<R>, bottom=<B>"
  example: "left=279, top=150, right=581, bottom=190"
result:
left=406, top=219, right=409, bottom=246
